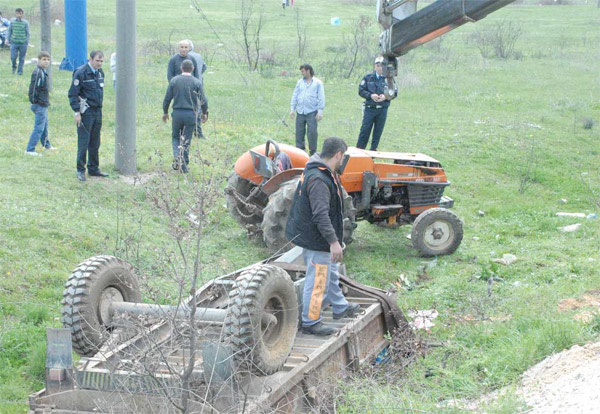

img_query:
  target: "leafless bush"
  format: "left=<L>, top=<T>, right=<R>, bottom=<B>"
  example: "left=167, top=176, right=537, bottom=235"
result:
left=24, top=0, right=64, bottom=23
left=239, top=0, right=266, bottom=71
left=295, top=8, right=307, bottom=59
left=518, top=134, right=538, bottom=194
left=470, top=20, right=523, bottom=60
left=319, top=16, right=377, bottom=79
left=140, top=29, right=182, bottom=58
left=344, top=15, right=376, bottom=78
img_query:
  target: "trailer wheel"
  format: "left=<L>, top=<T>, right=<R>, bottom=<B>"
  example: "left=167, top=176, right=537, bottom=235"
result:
left=261, top=177, right=299, bottom=253
left=224, top=265, right=298, bottom=375
left=411, top=208, right=463, bottom=257
left=262, top=178, right=357, bottom=253
left=224, top=172, right=266, bottom=229
left=61, top=256, right=141, bottom=357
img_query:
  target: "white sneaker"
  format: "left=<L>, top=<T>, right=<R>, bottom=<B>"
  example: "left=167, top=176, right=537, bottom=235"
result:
left=44, top=146, right=58, bottom=151
left=25, top=151, right=42, bottom=156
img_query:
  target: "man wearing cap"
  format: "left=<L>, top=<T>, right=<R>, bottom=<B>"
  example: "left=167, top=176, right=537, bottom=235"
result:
left=356, top=56, right=391, bottom=151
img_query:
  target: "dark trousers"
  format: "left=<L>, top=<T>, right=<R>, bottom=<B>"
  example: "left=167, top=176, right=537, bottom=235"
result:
left=356, top=106, right=388, bottom=151
left=10, top=43, right=27, bottom=74
left=171, top=109, right=196, bottom=169
left=295, top=111, right=318, bottom=155
left=77, top=108, right=102, bottom=173
left=195, top=112, right=204, bottom=138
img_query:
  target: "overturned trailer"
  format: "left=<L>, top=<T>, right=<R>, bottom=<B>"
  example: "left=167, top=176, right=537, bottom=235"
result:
left=30, top=247, right=411, bottom=413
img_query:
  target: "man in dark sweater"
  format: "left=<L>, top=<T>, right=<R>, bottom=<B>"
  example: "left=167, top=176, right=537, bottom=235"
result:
left=8, top=8, right=29, bottom=75
left=167, top=40, right=199, bottom=81
left=162, top=59, right=208, bottom=173
left=26, top=51, right=55, bottom=155
left=285, top=137, right=360, bottom=336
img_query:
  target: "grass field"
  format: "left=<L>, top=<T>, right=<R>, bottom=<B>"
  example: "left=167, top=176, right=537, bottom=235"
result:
left=0, top=0, right=599, bottom=412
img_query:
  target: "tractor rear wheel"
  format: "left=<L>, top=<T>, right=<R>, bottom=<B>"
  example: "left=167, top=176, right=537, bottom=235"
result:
left=261, top=177, right=299, bottom=253
left=224, top=172, right=266, bottom=229
left=342, top=187, right=357, bottom=246
left=411, top=208, right=463, bottom=257
left=224, top=264, right=298, bottom=375
left=261, top=178, right=356, bottom=253
left=61, top=256, right=141, bottom=357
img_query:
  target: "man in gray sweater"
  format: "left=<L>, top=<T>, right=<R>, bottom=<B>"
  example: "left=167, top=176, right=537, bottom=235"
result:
left=162, top=59, right=208, bottom=173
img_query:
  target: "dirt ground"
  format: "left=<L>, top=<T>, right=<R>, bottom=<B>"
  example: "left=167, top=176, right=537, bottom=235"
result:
left=516, top=341, right=600, bottom=413
left=453, top=341, right=600, bottom=413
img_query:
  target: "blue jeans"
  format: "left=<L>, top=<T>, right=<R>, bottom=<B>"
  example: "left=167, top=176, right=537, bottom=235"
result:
left=10, top=42, right=27, bottom=74
left=301, top=248, right=349, bottom=327
left=26, top=104, right=50, bottom=152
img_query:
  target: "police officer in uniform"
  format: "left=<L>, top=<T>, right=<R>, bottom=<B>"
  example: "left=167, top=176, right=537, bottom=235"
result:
left=356, top=56, right=392, bottom=152
left=68, top=50, right=108, bottom=182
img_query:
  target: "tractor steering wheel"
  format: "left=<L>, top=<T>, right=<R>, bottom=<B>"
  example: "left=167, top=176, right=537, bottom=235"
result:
left=265, top=139, right=281, bottom=161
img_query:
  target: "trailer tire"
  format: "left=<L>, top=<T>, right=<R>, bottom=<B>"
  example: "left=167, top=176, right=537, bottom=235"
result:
left=224, top=265, right=298, bottom=375
left=61, top=256, right=141, bottom=357
left=225, top=172, right=266, bottom=229
left=262, top=178, right=357, bottom=253
left=411, top=208, right=463, bottom=257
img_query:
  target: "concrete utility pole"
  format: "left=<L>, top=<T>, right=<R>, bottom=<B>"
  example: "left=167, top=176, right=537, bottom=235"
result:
left=115, top=0, right=137, bottom=175
left=40, top=0, right=52, bottom=89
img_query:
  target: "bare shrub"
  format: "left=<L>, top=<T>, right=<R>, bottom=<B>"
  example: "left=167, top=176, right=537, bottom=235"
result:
left=470, top=20, right=523, bottom=59
left=25, top=0, right=64, bottom=23
left=518, top=135, right=538, bottom=194
left=239, top=0, right=266, bottom=71
left=140, top=29, right=182, bottom=58
left=582, top=117, right=594, bottom=130
left=319, top=16, right=377, bottom=79
left=294, top=8, right=307, bottom=59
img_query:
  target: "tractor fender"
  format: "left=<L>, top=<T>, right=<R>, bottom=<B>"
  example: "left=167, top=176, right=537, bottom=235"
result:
left=262, top=169, right=304, bottom=196
left=234, top=143, right=309, bottom=186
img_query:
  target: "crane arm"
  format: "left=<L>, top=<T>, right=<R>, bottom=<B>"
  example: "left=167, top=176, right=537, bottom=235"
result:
left=377, top=0, right=516, bottom=99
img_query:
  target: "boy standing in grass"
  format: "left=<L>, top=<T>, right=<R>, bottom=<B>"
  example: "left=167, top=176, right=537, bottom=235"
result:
left=26, top=51, right=56, bottom=156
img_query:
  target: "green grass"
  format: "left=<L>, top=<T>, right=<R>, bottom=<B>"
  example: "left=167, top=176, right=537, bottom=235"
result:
left=1, top=0, right=599, bottom=412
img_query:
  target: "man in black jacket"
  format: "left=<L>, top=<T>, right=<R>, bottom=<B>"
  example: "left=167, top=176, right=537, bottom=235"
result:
left=25, top=51, right=55, bottom=155
left=356, top=56, right=392, bottom=151
left=286, top=137, right=360, bottom=336
left=68, top=50, right=107, bottom=181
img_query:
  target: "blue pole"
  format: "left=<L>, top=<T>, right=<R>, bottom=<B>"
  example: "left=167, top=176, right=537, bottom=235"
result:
left=59, top=0, right=88, bottom=71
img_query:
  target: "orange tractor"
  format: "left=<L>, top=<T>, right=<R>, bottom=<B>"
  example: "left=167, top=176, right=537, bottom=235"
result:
left=225, top=140, right=463, bottom=257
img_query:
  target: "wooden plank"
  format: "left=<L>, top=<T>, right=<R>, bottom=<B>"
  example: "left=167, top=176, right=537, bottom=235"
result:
left=254, top=303, right=382, bottom=407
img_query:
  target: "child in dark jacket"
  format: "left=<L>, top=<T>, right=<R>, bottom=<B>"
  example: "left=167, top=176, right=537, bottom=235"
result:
left=26, top=51, right=56, bottom=155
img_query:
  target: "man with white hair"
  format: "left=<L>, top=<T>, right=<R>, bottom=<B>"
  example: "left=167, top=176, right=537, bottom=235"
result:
left=167, top=40, right=199, bottom=81
left=185, top=39, right=206, bottom=81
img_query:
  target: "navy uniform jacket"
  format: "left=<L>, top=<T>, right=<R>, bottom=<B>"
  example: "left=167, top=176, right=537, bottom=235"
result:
left=68, top=63, right=105, bottom=112
left=358, top=72, right=390, bottom=108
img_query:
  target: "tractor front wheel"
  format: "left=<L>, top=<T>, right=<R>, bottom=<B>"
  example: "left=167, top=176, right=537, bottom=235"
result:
left=411, top=208, right=463, bottom=257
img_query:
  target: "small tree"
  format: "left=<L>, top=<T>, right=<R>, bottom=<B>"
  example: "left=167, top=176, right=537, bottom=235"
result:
left=240, top=0, right=266, bottom=71
left=295, top=8, right=307, bottom=59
